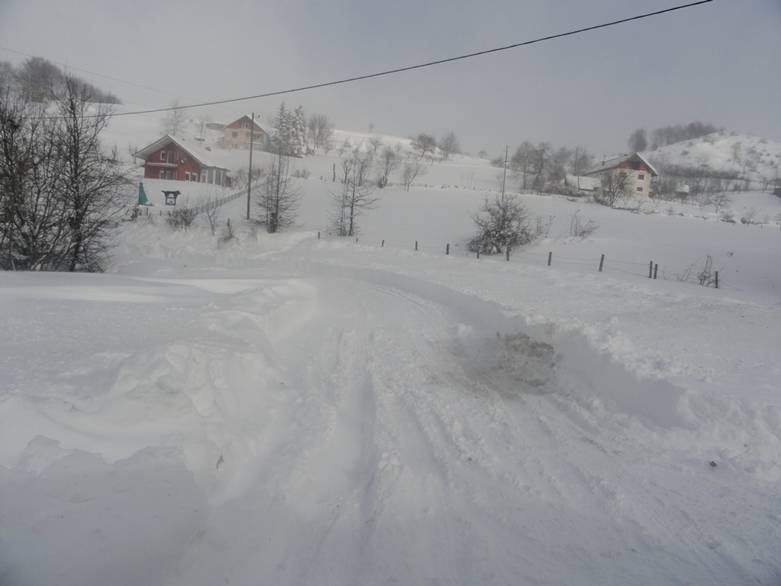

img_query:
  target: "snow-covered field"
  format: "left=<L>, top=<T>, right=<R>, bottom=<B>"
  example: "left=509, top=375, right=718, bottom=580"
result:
left=3, top=109, right=781, bottom=585
left=2, top=166, right=781, bottom=585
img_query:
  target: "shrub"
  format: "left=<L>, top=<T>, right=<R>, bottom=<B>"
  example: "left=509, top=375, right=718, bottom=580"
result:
left=468, top=194, right=534, bottom=254
left=166, top=207, right=199, bottom=230
left=569, top=211, right=598, bottom=238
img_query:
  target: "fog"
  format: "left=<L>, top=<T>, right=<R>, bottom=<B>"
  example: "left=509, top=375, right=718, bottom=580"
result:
left=1, top=0, right=779, bottom=155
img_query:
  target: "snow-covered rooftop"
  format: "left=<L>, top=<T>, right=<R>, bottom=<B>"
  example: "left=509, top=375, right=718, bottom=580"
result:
left=586, top=152, right=659, bottom=177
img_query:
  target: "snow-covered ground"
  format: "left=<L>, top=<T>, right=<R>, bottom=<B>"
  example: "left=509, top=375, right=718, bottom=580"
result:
left=2, top=170, right=781, bottom=585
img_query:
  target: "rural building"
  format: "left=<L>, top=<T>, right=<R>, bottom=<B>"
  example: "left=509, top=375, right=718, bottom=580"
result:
left=223, top=115, right=267, bottom=150
left=585, top=153, right=658, bottom=197
left=134, top=135, right=231, bottom=186
left=564, top=174, right=601, bottom=194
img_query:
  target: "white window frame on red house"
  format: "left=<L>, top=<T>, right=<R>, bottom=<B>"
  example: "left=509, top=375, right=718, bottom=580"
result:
left=160, top=151, right=167, bottom=162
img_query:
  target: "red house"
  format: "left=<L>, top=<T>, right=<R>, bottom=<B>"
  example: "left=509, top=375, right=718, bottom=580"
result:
left=134, top=135, right=231, bottom=186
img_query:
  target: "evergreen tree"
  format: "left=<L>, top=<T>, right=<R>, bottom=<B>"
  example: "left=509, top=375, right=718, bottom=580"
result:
left=272, top=102, right=291, bottom=155
left=293, top=105, right=306, bottom=157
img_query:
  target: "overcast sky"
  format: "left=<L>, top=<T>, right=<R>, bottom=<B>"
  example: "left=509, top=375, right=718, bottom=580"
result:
left=1, top=0, right=779, bottom=156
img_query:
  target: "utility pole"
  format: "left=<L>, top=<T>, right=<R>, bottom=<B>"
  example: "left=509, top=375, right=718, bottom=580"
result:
left=246, top=112, right=255, bottom=220
left=501, top=144, right=509, bottom=199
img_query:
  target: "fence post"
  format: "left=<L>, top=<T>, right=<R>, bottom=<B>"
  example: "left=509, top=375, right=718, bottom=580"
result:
left=715, top=271, right=719, bottom=289
left=355, top=236, right=359, bottom=243
left=415, top=240, right=418, bottom=251
left=648, top=260, right=653, bottom=279
left=476, top=249, right=480, bottom=259
left=381, top=239, right=384, bottom=248
left=653, top=264, right=659, bottom=280
left=317, top=231, right=320, bottom=240
left=547, top=251, right=552, bottom=266
left=599, top=254, right=605, bottom=272
left=446, top=243, right=450, bottom=255
left=505, top=247, right=510, bottom=262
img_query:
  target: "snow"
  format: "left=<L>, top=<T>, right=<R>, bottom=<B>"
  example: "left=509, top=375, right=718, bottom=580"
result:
left=3, top=114, right=781, bottom=585
left=646, top=132, right=781, bottom=187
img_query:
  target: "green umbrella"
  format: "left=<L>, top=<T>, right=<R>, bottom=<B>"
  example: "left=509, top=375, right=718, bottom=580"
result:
left=137, top=181, right=150, bottom=206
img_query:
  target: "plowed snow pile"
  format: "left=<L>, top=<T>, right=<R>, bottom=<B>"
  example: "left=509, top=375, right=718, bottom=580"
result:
left=1, top=218, right=780, bottom=586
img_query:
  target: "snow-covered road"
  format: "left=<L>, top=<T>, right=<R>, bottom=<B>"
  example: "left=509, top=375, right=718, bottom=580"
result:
left=1, top=242, right=780, bottom=585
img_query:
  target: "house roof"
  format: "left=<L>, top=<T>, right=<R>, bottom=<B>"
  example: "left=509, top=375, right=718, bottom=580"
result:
left=225, top=115, right=266, bottom=133
left=585, top=152, right=658, bottom=177
left=134, top=135, right=229, bottom=170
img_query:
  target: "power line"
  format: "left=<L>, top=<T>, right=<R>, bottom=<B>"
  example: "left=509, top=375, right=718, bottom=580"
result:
left=0, top=45, right=178, bottom=98
left=39, top=0, right=712, bottom=120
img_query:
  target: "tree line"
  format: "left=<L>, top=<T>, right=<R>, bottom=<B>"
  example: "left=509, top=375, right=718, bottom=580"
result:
left=627, top=121, right=721, bottom=152
left=0, top=57, right=121, bottom=105
left=490, top=142, right=594, bottom=194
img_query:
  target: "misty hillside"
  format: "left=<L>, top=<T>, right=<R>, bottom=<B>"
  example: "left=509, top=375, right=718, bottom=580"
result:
left=646, top=132, right=781, bottom=184
left=0, top=57, right=120, bottom=104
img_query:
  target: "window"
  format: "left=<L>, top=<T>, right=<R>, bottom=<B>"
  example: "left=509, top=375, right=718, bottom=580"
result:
left=636, top=186, right=643, bottom=192
left=159, top=170, right=165, bottom=179
left=185, top=172, right=190, bottom=181
left=160, top=151, right=167, bottom=162
left=638, top=174, right=645, bottom=180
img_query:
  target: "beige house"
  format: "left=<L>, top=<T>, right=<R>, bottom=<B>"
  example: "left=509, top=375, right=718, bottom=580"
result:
left=585, top=153, right=659, bottom=197
left=223, top=115, right=267, bottom=150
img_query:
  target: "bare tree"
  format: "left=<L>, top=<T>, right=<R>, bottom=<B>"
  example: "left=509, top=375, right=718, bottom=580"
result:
left=204, top=200, right=220, bottom=235
left=1, top=78, right=126, bottom=271
left=439, top=131, right=461, bottom=160
left=401, top=157, right=425, bottom=192
left=332, top=154, right=378, bottom=236
left=377, top=145, right=399, bottom=188
left=570, top=146, right=593, bottom=177
left=54, top=77, right=129, bottom=271
left=549, top=146, right=572, bottom=186
left=256, top=150, right=301, bottom=233
left=16, top=57, right=61, bottom=102
left=595, top=170, right=629, bottom=208
left=162, top=100, right=186, bottom=135
left=411, top=133, right=437, bottom=159
left=0, top=61, right=16, bottom=92
left=511, top=141, right=535, bottom=189
left=628, top=128, right=648, bottom=152
left=307, top=113, right=334, bottom=153
left=530, top=142, right=551, bottom=191
left=368, top=136, right=383, bottom=157
left=0, top=91, right=65, bottom=269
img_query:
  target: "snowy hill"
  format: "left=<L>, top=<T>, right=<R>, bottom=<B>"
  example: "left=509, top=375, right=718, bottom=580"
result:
left=645, top=132, right=781, bottom=187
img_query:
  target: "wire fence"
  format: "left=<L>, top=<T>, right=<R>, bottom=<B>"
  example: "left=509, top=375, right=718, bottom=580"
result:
left=130, top=188, right=245, bottom=218
left=311, top=231, right=737, bottom=292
